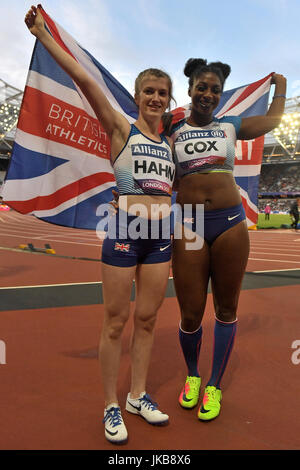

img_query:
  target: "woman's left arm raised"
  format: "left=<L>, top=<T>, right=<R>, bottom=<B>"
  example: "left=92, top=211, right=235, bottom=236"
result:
left=237, top=73, right=287, bottom=140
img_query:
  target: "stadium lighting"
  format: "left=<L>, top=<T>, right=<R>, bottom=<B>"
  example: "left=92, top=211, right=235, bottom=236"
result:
left=0, top=79, right=23, bottom=151
left=0, top=102, right=20, bottom=133
left=272, top=112, right=300, bottom=156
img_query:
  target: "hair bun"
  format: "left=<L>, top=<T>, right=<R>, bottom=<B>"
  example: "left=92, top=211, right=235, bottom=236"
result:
left=184, top=58, right=207, bottom=77
left=209, top=62, right=231, bottom=79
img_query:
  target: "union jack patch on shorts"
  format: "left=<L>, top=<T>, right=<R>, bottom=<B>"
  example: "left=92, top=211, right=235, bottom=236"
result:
left=114, top=242, right=130, bottom=252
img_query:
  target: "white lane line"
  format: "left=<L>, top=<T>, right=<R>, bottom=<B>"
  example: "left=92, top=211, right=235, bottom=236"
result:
left=251, top=240, right=300, bottom=245
left=252, top=268, right=300, bottom=273
left=250, top=230, right=298, bottom=234
left=0, top=232, right=103, bottom=246
left=250, top=251, right=300, bottom=257
left=1, top=269, right=298, bottom=291
left=0, top=224, right=102, bottom=241
left=0, top=221, right=96, bottom=236
left=0, top=223, right=96, bottom=236
left=248, top=257, right=300, bottom=264
left=250, top=244, right=300, bottom=249
left=0, top=277, right=141, bottom=289
left=0, top=226, right=97, bottom=239
left=0, top=281, right=102, bottom=289
left=28, top=234, right=100, bottom=242
left=250, top=239, right=300, bottom=244
left=250, top=249, right=300, bottom=254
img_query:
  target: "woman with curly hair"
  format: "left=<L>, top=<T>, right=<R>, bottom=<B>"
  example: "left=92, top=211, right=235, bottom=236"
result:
left=172, top=58, right=286, bottom=421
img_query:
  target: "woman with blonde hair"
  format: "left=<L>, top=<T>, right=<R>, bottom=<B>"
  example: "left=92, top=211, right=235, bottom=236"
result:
left=25, top=5, right=175, bottom=444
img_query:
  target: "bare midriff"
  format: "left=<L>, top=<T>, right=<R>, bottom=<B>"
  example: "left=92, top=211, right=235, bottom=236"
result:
left=119, top=194, right=172, bottom=219
left=176, top=172, right=242, bottom=211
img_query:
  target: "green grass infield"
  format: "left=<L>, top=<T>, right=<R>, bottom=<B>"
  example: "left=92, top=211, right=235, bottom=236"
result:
left=257, top=213, right=295, bottom=229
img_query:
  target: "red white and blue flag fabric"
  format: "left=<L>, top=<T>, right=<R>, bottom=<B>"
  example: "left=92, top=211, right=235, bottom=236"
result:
left=2, top=8, right=272, bottom=229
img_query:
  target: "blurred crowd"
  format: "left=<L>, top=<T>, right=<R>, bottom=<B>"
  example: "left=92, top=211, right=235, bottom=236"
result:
left=258, top=163, right=300, bottom=193
left=258, top=198, right=296, bottom=213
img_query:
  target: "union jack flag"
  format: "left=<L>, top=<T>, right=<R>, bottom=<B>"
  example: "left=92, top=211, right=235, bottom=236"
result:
left=1, top=7, right=272, bottom=229
left=114, top=242, right=130, bottom=252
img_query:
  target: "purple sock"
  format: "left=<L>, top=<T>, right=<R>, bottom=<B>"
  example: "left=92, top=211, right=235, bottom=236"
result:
left=207, top=318, right=237, bottom=389
left=179, top=324, right=202, bottom=377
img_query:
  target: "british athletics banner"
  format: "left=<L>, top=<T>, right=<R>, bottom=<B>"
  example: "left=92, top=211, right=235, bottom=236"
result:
left=2, top=8, right=272, bottom=229
left=2, top=7, right=136, bottom=229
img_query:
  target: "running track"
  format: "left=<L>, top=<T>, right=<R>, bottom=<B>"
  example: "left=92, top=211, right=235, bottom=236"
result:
left=0, top=210, right=300, bottom=451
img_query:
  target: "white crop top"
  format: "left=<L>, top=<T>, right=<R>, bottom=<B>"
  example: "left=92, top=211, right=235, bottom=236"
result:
left=172, top=116, right=241, bottom=177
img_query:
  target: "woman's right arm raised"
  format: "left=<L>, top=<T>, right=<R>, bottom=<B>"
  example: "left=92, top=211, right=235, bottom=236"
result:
left=25, top=5, right=129, bottom=141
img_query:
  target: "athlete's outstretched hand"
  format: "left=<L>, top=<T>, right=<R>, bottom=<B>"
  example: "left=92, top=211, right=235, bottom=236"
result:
left=25, top=4, right=45, bottom=37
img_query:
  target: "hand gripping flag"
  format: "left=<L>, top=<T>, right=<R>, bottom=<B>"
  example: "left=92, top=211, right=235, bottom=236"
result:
left=169, top=74, right=273, bottom=229
left=2, top=7, right=137, bottom=229
left=2, top=7, right=272, bottom=229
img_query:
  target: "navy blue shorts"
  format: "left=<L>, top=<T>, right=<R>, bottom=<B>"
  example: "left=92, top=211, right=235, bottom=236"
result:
left=101, top=211, right=172, bottom=267
left=180, top=203, right=246, bottom=245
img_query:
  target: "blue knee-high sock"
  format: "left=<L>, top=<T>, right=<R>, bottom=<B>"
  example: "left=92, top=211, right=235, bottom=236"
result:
left=179, top=323, right=202, bottom=377
left=207, top=318, right=237, bottom=389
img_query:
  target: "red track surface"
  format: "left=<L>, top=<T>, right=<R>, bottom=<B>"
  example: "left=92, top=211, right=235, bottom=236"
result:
left=0, top=210, right=300, bottom=450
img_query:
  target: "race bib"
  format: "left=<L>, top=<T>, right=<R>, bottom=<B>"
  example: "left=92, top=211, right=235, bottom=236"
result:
left=131, top=143, right=175, bottom=194
left=175, top=129, right=227, bottom=170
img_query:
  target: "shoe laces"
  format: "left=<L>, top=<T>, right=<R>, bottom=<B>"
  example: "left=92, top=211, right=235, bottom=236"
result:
left=204, top=386, right=217, bottom=403
left=186, top=376, right=200, bottom=393
left=139, top=393, right=158, bottom=411
left=103, top=406, right=123, bottom=426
